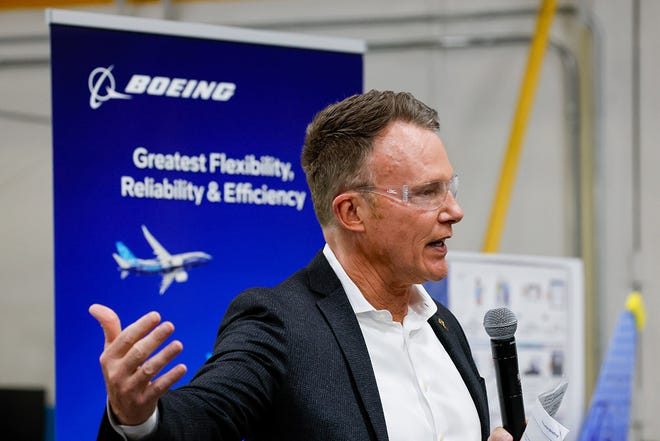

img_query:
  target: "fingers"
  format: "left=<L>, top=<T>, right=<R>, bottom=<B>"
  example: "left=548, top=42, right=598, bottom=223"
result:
left=107, top=310, right=162, bottom=359
left=89, top=304, right=166, bottom=364
left=91, top=304, right=186, bottom=425
left=123, top=339, right=185, bottom=396
left=89, top=304, right=122, bottom=349
left=90, top=304, right=183, bottom=383
left=146, top=362, right=187, bottom=402
left=140, top=338, right=183, bottom=375
left=124, top=320, right=175, bottom=372
left=487, top=427, right=513, bottom=441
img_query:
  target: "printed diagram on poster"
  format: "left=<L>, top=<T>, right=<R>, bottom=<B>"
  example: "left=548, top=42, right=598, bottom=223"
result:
left=425, top=252, right=584, bottom=440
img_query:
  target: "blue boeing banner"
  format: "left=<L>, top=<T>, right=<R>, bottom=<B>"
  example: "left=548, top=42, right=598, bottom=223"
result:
left=48, top=9, right=363, bottom=440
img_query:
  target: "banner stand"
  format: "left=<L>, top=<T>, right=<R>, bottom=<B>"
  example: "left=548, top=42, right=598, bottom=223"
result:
left=48, top=9, right=363, bottom=440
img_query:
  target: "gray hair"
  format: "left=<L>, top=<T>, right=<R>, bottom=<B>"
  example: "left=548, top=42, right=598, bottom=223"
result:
left=301, top=90, right=440, bottom=226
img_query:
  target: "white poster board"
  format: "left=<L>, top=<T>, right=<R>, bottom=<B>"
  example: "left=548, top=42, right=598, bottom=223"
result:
left=427, top=252, right=584, bottom=440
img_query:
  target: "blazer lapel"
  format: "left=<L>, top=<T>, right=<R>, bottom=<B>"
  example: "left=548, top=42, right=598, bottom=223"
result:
left=428, top=310, right=490, bottom=439
left=307, top=252, right=389, bottom=441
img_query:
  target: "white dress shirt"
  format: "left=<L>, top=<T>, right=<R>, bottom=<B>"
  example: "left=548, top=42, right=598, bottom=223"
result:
left=323, top=244, right=481, bottom=441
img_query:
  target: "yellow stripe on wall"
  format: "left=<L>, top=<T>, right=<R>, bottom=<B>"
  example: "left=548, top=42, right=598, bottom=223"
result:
left=481, top=0, right=557, bottom=253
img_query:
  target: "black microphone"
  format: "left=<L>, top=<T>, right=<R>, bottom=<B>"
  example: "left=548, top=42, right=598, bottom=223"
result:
left=483, top=308, right=526, bottom=440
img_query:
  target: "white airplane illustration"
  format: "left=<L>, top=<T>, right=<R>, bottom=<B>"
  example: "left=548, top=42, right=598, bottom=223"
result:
left=112, top=225, right=211, bottom=294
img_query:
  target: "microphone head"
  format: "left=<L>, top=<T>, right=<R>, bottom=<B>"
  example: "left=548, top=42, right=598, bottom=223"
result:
left=483, top=307, right=518, bottom=340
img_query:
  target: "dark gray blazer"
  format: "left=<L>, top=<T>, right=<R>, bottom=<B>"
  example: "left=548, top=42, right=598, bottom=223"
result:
left=98, top=250, right=490, bottom=440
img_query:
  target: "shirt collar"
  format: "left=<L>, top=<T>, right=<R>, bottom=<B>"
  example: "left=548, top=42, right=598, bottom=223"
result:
left=322, top=244, right=438, bottom=321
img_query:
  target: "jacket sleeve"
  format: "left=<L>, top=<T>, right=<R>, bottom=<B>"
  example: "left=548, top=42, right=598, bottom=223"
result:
left=96, top=288, right=289, bottom=441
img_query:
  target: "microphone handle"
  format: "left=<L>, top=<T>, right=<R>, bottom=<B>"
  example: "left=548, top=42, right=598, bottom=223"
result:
left=491, top=338, right=526, bottom=440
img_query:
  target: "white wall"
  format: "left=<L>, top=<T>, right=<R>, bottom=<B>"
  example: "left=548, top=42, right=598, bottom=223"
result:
left=0, top=8, right=53, bottom=403
left=638, top=1, right=660, bottom=438
left=0, top=0, right=657, bottom=439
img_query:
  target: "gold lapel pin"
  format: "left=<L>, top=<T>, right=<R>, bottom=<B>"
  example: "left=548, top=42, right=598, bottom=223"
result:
left=438, top=318, right=448, bottom=331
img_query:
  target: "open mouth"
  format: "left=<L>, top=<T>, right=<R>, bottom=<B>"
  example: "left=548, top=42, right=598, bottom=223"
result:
left=428, top=239, right=446, bottom=247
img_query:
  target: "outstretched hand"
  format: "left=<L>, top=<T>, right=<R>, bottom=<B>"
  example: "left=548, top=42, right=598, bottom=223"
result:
left=89, top=304, right=187, bottom=426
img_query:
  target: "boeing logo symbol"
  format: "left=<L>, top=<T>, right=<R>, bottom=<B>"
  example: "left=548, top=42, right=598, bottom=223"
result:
left=88, top=65, right=237, bottom=109
left=88, top=66, right=132, bottom=110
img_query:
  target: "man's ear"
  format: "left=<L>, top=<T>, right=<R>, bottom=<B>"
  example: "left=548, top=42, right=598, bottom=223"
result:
left=332, top=193, right=366, bottom=232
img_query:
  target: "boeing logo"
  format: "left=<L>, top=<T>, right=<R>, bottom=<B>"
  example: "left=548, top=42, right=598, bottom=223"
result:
left=88, top=66, right=132, bottom=109
left=88, top=65, right=237, bottom=109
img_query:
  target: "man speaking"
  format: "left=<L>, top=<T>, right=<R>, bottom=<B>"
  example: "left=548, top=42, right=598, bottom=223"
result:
left=91, top=90, right=514, bottom=441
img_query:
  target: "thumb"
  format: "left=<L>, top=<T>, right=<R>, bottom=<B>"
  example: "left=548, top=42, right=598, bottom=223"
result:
left=89, top=304, right=122, bottom=349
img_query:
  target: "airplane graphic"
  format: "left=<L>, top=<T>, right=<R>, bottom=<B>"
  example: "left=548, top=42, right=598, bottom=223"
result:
left=112, top=225, right=212, bottom=294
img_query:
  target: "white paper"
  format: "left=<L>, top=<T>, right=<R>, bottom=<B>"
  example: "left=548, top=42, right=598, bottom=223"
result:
left=522, top=381, right=570, bottom=441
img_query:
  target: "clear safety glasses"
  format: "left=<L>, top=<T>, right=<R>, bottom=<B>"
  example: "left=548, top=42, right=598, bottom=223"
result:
left=351, top=174, right=459, bottom=211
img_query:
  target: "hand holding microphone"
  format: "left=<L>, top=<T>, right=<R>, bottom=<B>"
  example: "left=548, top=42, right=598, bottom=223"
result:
left=484, top=308, right=526, bottom=440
